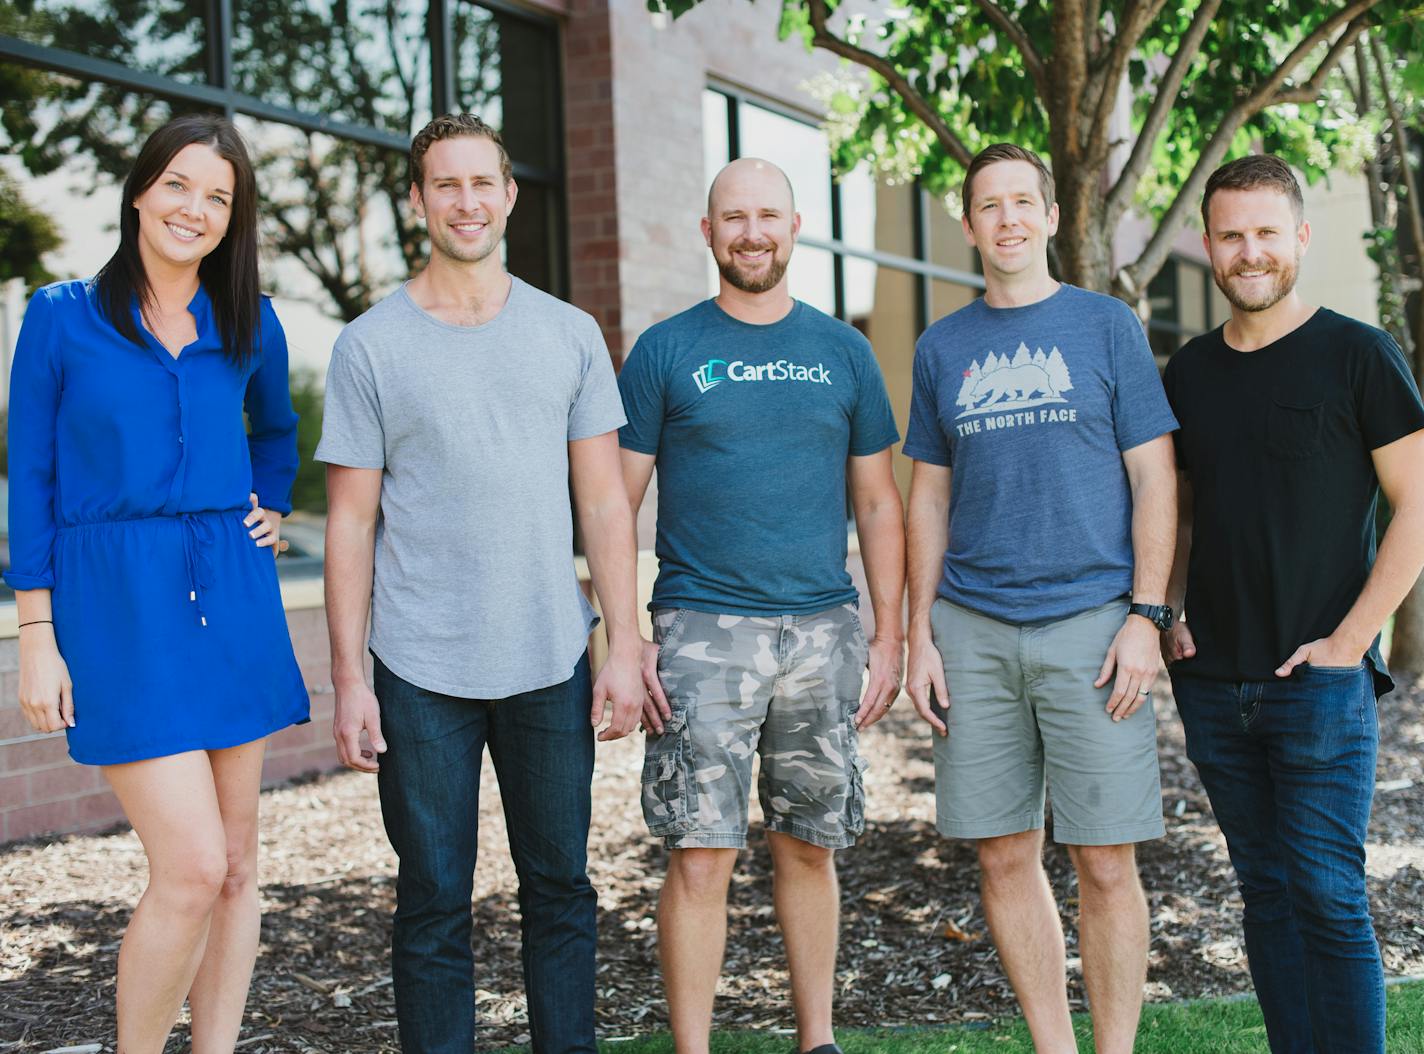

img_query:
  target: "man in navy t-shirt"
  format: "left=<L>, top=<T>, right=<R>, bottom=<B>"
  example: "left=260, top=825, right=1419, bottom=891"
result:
left=618, top=158, right=904, bottom=1054
left=903, top=144, right=1178, bottom=1053
left=1164, top=155, right=1424, bottom=1053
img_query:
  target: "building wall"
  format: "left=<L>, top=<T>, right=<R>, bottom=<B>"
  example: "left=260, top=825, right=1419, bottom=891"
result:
left=0, top=602, right=338, bottom=844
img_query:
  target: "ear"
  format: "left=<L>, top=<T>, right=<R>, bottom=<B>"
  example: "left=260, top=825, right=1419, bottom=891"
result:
left=1045, top=201, right=1060, bottom=238
left=1201, top=230, right=1210, bottom=257
left=961, top=211, right=975, bottom=248
left=1297, top=219, right=1311, bottom=256
left=409, top=182, right=425, bottom=220
left=505, top=176, right=519, bottom=216
left=701, top=215, right=713, bottom=248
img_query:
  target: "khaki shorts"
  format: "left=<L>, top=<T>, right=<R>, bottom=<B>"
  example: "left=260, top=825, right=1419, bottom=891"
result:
left=641, top=604, right=870, bottom=850
left=930, top=597, right=1164, bottom=846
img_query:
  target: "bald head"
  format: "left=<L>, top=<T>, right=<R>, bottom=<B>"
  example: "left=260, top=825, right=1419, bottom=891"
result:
left=706, top=157, right=796, bottom=218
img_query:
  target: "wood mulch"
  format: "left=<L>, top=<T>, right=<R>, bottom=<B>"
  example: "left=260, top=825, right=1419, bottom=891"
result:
left=3, top=678, right=1422, bottom=1052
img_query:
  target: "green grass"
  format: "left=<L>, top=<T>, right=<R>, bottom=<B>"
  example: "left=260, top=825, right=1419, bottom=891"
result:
left=541, top=981, right=1424, bottom=1054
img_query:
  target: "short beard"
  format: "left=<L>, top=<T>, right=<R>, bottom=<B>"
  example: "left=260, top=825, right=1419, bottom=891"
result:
left=718, top=253, right=789, bottom=294
left=1217, top=257, right=1299, bottom=313
left=430, top=226, right=501, bottom=266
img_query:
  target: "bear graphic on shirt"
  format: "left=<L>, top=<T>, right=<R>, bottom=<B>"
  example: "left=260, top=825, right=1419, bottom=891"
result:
left=955, top=342, right=1073, bottom=419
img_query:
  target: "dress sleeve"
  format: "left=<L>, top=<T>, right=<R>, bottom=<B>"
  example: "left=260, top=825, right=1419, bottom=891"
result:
left=4, top=289, right=61, bottom=591
left=244, top=301, right=300, bottom=516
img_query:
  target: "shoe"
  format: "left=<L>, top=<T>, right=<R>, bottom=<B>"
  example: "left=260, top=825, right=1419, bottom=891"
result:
left=799, top=1046, right=844, bottom=1054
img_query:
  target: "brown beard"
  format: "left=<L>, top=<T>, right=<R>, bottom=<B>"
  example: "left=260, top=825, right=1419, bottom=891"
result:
left=717, top=248, right=789, bottom=293
left=1217, top=258, right=1299, bottom=313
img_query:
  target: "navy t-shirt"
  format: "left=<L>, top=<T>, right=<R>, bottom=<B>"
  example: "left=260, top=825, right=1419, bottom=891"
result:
left=618, top=298, right=900, bottom=615
left=1164, top=309, right=1424, bottom=695
left=903, top=284, right=1178, bottom=623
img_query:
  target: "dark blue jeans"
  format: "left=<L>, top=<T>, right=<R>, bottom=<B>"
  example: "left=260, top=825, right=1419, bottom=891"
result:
left=1171, top=664, right=1384, bottom=1054
left=373, top=653, right=597, bottom=1054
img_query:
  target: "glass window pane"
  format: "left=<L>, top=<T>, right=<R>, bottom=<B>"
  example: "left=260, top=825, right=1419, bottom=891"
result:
left=4, top=0, right=208, bottom=82
left=455, top=2, right=560, bottom=172
left=703, top=89, right=730, bottom=193
left=788, top=245, right=835, bottom=315
left=505, top=180, right=563, bottom=297
left=737, top=103, right=832, bottom=241
left=232, top=0, right=430, bottom=133
left=845, top=261, right=917, bottom=495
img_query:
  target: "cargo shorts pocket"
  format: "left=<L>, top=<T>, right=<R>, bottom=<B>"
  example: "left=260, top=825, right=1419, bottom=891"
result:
left=641, top=710, right=693, bottom=837
left=842, top=688, right=869, bottom=837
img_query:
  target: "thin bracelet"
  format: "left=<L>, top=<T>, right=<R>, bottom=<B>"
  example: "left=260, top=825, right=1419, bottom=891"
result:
left=18, top=619, right=54, bottom=629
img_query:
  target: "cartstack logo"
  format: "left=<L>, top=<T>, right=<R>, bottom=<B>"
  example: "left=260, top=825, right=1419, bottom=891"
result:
left=691, top=357, right=832, bottom=396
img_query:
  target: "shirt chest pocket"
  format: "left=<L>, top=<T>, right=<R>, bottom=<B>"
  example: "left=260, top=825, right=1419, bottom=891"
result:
left=1266, top=398, right=1325, bottom=460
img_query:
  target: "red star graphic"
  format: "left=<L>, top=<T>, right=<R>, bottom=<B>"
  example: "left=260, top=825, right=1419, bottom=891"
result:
left=963, top=369, right=972, bottom=377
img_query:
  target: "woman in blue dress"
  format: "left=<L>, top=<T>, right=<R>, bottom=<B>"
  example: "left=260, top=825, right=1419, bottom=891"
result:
left=7, top=115, right=309, bottom=1051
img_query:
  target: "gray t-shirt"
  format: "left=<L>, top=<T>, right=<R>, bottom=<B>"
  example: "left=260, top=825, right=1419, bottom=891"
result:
left=315, top=276, right=626, bottom=697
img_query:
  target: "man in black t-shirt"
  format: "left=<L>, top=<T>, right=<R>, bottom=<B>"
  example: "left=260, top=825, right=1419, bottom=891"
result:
left=1162, top=154, right=1424, bottom=1054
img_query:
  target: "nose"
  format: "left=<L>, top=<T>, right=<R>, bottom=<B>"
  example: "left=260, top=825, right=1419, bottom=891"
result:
left=458, top=184, right=480, bottom=213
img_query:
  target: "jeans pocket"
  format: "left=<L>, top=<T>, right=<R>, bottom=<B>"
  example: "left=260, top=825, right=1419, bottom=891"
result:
left=641, top=711, right=693, bottom=837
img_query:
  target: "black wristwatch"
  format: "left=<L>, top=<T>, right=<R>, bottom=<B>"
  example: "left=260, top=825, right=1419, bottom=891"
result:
left=1128, top=602, right=1175, bottom=632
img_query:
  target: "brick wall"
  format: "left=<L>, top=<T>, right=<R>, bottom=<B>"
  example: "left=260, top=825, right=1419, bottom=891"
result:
left=0, top=606, right=338, bottom=844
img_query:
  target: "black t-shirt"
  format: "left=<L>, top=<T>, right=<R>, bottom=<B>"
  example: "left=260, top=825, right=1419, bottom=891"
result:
left=1164, top=308, right=1424, bottom=695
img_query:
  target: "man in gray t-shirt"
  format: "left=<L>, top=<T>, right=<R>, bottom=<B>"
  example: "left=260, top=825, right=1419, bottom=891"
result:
left=904, top=144, right=1177, bottom=1054
left=316, top=114, right=642, bottom=1054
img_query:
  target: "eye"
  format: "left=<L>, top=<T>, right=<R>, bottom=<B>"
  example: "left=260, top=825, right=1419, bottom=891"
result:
left=209, top=195, right=228, bottom=206
left=167, top=180, right=184, bottom=191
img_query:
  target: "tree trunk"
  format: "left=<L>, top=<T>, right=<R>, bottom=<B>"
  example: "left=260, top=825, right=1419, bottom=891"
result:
left=1052, top=165, right=1112, bottom=293
left=1387, top=577, right=1424, bottom=685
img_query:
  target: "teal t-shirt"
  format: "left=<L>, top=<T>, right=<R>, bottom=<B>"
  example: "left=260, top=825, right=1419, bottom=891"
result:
left=618, top=298, right=900, bottom=615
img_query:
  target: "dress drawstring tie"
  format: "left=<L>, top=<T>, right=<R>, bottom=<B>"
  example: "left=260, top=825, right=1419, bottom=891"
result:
left=181, top=513, right=216, bottom=627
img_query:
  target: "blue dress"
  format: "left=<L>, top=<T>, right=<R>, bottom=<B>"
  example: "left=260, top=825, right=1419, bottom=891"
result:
left=4, top=280, right=311, bottom=764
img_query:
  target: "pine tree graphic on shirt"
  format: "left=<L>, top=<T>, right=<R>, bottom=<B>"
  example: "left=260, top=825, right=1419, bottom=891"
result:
left=955, top=342, right=1073, bottom=419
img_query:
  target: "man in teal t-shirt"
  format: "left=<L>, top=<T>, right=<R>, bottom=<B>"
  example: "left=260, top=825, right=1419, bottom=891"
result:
left=618, top=158, right=905, bottom=1054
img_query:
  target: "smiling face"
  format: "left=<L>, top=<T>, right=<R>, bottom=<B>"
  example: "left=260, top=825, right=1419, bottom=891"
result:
left=411, top=135, right=518, bottom=266
left=961, top=159, right=1058, bottom=281
left=130, top=141, right=235, bottom=273
left=1203, top=187, right=1310, bottom=313
left=702, top=159, right=800, bottom=295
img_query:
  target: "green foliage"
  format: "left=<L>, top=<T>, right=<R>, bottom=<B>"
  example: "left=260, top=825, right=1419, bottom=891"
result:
left=0, top=171, right=60, bottom=289
left=541, top=981, right=1424, bottom=1053
left=288, top=368, right=327, bottom=514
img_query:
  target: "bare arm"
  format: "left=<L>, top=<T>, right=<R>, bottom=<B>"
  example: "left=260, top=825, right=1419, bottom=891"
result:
left=620, top=448, right=656, bottom=517
left=848, top=449, right=906, bottom=729
left=1096, top=433, right=1178, bottom=719
left=616, top=447, right=674, bottom=732
left=1277, top=429, right=1424, bottom=674
left=324, top=464, right=385, bottom=772
left=570, top=432, right=643, bottom=741
left=905, top=459, right=951, bottom=735
left=1162, top=470, right=1198, bottom=662
left=15, top=588, right=73, bottom=733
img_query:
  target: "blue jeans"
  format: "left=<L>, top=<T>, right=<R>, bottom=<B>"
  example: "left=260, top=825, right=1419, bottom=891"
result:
left=1170, top=664, right=1384, bottom=1054
left=373, top=653, right=597, bottom=1054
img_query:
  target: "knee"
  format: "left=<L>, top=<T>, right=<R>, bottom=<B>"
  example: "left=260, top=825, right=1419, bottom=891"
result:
left=154, top=846, right=228, bottom=916
left=1070, top=844, right=1141, bottom=897
left=977, top=832, right=1042, bottom=884
left=1288, top=866, right=1372, bottom=938
left=667, top=848, right=736, bottom=900
left=769, top=834, right=834, bottom=874
left=216, top=835, right=259, bottom=902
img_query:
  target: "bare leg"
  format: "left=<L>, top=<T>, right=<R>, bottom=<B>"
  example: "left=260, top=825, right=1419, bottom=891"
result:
left=188, top=738, right=268, bottom=1053
left=658, top=847, right=739, bottom=1054
left=977, top=830, right=1076, bottom=1054
left=105, top=752, right=228, bottom=1054
left=1067, top=843, right=1148, bottom=1054
left=766, top=831, right=839, bottom=1052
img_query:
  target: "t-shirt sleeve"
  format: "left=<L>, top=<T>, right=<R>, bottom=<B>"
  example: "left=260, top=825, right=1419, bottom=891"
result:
left=314, top=333, right=386, bottom=469
left=1355, top=333, right=1424, bottom=450
left=902, top=338, right=951, bottom=466
left=568, top=316, right=627, bottom=442
left=616, top=332, right=665, bottom=455
left=848, top=336, right=900, bottom=456
left=1110, top=303, right=1178, bottom=451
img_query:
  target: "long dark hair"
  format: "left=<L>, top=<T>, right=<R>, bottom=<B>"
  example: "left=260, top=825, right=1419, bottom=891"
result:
left=95, top=114, right=261, bottom=367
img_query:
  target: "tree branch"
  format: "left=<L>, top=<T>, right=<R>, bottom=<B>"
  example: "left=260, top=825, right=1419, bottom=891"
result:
left=969, top=0, right=1048, bottom=98
left=805, top=0, right=974, bottom=167
left=1119, top=1, right=1383, bottom=295
left=1273, top=14, right=1372, bottom=103
left=1373, top=34, right=1424, bottom=374
left=1105, top=0, right=1224, bottom=225
left=1085, top=0, right=1169, bottom=166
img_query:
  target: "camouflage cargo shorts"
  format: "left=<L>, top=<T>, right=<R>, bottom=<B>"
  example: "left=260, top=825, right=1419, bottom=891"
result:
left=641, top=604, right=871, bottom=850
